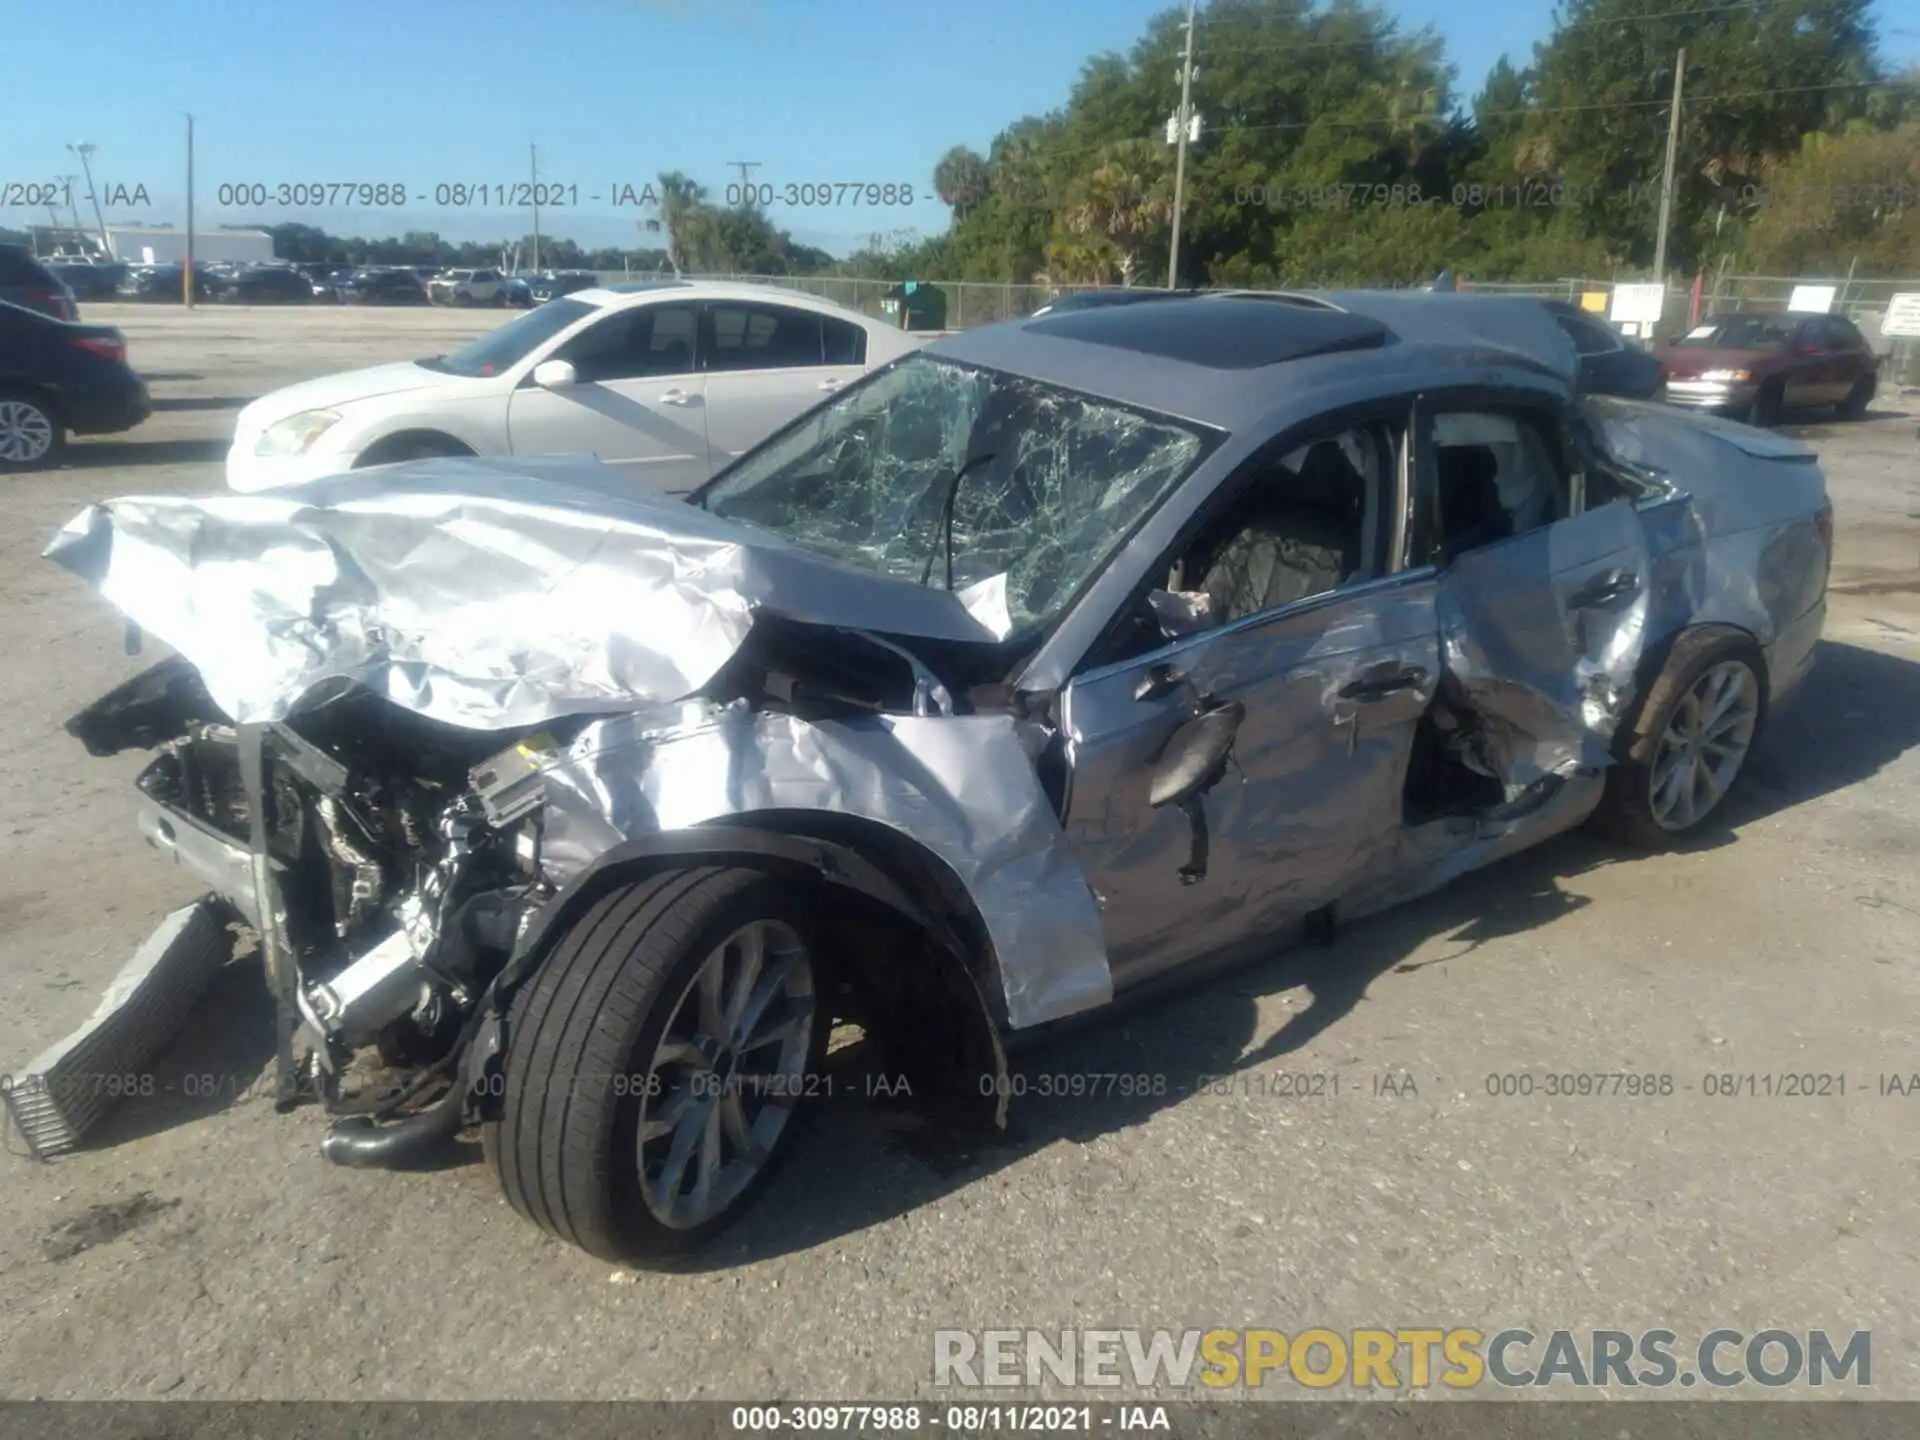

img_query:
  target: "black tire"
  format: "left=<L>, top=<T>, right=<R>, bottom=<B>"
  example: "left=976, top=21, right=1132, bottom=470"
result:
left=483, top=867, right=828, bottom=1262
left=0, top=389, right=67, bottom=473
left=356, top=434, right=472, bottom=466
left=1588, top=628, right=1768, bottom=848
left=1745, top=378, right=1783, bottom=428
left=1838, top=375, right=1873, bottom=420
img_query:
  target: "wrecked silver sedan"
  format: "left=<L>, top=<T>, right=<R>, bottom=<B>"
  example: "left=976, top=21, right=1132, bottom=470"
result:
left=26, top=292, right=1830, bottom=1262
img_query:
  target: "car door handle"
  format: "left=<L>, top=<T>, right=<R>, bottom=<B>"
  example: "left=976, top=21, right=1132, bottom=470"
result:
left=1568, top=567, right=1638, bottom=611
left=1336, top=665, right=1427, bottom=704
left=1134, top=662, right=1186, bottom=703
left=818, top=378, right=843, bottom=392
left=658, top=388, right=695, bottom=405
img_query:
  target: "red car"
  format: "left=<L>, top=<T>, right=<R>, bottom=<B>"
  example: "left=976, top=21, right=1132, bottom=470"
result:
left=1657, top=311, right=1878, bottom=426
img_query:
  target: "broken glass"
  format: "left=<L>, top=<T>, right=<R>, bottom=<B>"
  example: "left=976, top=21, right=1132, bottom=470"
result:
left=700, top=355, right=1215, bottom=635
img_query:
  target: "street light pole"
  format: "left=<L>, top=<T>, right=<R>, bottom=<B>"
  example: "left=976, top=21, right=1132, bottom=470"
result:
left=67, top=142, right=110, bottom=253
left=1652, top=47, right=1687, bottom=291
left=1166, top=0, right=1198, bottom=289
left=530, top=143, right=541, bottom=274
left=185, top=114, right=197, bottom=307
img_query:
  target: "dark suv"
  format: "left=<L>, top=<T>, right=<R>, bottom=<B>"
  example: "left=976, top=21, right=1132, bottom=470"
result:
left=0, top=245, right=80, bottom=321
left=1657, top=311, right=1879, bottom=425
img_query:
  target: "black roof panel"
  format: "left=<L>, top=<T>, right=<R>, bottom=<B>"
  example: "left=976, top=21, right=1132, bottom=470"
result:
left=1024, top=296, right=1391, bottom=370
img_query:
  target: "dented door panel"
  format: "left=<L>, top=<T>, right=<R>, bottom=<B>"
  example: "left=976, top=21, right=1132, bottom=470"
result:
left=1434, top=498, right=1652, bottom=795
left=1059, top=573, right=1440, bottom=991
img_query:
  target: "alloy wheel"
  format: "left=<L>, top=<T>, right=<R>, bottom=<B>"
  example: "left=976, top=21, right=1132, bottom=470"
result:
left=0, top=400, right=55, bottom=465
left=636, top=918, right=816, bottom=1229
left=1649, top=659, right=1758, bottom=831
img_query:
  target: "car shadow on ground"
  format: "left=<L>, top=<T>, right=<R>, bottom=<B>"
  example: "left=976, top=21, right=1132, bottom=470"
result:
left=64, top=437, right=227, bottom=468
left=53, top=641, right=1920, bottom=1257
left=77, top=953, right=281, bottom=1150
left=149, top=396, right=250, bottom=413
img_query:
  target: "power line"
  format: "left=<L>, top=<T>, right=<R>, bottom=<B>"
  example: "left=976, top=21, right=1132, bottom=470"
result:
left=1195, top=1, right=1873, bottom=57
left=1179, top=77, right=1908, bottom=141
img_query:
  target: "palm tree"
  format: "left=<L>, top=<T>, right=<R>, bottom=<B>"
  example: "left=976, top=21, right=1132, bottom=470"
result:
left=1060, top=140, right=1173, bottom=287
left=650, top=171, right=709, bottom=275
left=933, top=145, right=991, bottom=214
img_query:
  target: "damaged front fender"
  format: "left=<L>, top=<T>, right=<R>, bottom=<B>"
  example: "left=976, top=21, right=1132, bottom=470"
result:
left=487, top=824, right=1012, bottom=1127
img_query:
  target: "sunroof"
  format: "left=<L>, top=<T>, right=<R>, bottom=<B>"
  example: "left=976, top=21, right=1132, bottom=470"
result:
left=1026, top=297, right=1391, bottom=369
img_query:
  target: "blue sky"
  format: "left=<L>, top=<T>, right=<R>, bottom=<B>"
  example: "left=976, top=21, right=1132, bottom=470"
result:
left=6, top=0, right=1913, bottom=256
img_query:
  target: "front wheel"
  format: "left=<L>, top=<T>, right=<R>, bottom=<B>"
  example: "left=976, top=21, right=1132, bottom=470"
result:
left=1745, top=378, right=1783, bottom=428
left=484, top=867, right=827, bottom=1262
left=1589, top=630, right=1767, bottom=847
left=0, top=391, right=65, bottom=472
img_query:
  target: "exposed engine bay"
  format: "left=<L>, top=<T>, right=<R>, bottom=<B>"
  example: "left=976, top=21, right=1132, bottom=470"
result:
left=72, top=656, right=571, bottom=1121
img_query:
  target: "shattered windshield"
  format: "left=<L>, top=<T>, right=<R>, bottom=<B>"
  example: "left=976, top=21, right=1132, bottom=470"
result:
left=697, top=354, right=1215, bottom=635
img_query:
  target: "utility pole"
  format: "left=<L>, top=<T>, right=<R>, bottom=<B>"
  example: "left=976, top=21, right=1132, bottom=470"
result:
left=1652, top=47, right=1686, bottom=293
left=1166, top=0, right=1198, bottom=289
left=184, top=115, right=196, bottom=307
left=529, top=144, right=541, bottom=273
left=58, top=175, right=82, bottom=234
left=68, top=142, right=110, bottom=252
left=728, top=160, right=761, bottom=204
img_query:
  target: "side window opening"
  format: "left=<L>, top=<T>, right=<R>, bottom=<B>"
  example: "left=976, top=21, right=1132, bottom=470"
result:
left=1081, top=419, right=1398, bottom=670
left=557, top=304, right=697, bottom=382
left=705, top=304, right=827, bottom=371
left=1174, top=430, right=1379, bottom=625
left=1429, top=410, right=1568, bottom=563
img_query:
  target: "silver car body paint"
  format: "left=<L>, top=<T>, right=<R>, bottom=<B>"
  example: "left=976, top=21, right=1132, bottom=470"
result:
left=529, top=700, right=1112, bottom=1028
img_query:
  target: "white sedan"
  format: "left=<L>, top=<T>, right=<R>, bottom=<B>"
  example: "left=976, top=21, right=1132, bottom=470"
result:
left=226, top=280, right=927, bottom=495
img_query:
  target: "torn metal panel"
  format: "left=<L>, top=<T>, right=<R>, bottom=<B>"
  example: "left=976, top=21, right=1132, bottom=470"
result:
left=1434, top=500, right=1651, bottom=796
left=4, top=898, right=234, bottom=1157
left=42, top=456, right=1002, bottom=731
left=1586, top=396, right=1831, bottom=644
left=522, top=701, right=1113, bottom=1030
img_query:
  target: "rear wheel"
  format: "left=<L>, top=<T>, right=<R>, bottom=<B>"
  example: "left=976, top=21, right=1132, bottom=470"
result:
left=1838, top=375, right=1873, bottom=420
left=0, top=391, right=64, bottom=472
left=1590, top=629, right=1766, bottom=847
left=483, top=867, right=827, bottom=1262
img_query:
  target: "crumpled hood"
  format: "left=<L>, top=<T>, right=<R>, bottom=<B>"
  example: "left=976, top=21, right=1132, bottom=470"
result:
left=1584, top=394, right=1819, bottom=468
left=44, top=454, right=1004, bottom=731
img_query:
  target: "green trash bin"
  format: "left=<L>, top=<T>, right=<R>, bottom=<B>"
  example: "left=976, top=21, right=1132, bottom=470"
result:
left=881, top=280, right=947, bottom=331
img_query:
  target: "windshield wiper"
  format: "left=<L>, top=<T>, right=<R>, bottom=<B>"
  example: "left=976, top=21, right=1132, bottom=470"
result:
left=919, top=450, right=998, bottom=590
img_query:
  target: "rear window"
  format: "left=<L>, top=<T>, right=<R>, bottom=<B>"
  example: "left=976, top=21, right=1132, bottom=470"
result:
left=1676, top=315, right=1797, bottom=348
left=0, top=246, right=55, bottom=285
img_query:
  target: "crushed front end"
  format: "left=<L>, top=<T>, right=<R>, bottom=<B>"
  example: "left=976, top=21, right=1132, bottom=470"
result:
left=65, top=655, right=568, bottom=1159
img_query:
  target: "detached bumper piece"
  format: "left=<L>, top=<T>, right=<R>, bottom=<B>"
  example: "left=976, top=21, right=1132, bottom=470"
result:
left=4, top=897, right=233, bottom=1158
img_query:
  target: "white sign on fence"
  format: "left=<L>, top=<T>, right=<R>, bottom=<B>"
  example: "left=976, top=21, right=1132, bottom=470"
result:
left=1787, top=284, right=1837, bottom=313
left=1609, top=283, right=1665, bottom=325
left=1881, top=294, right=1920, bottom=339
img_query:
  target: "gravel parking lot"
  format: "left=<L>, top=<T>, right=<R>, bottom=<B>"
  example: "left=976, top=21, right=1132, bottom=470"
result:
left=1, top=306, right=1916, bottom=1402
